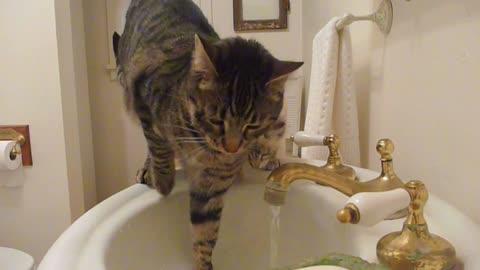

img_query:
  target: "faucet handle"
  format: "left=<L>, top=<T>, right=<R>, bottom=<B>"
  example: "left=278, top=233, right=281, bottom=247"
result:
left=292, top=132, right=357, bottom=181
left=290, top=131, right=329, bottom=147
left=337, top=188, right=411, bottom=226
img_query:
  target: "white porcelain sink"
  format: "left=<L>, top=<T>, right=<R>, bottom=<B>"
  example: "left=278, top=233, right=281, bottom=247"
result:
left=38, top=160, right=480, bottom=270
left=298, top=267, right=346, bottom=270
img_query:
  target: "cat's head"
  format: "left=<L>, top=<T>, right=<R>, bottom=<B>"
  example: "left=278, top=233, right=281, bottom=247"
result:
left=186, top=35, right=303, bottom=154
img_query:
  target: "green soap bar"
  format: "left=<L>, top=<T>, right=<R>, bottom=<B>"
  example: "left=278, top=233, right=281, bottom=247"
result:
left=275, top=253, right=390, bottom=270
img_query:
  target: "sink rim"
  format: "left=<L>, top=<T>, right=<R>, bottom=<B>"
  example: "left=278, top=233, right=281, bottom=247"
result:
left=38, top=159, right=480, bottom=270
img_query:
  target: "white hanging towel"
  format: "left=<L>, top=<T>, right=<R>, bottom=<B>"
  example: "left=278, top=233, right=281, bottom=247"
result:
left=302, top=17, right=361, bottom=166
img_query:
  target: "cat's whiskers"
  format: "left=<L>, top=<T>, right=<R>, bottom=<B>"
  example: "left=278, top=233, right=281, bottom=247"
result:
left=158, top=124, right=201, bottom=134
left=186, top=144, right=208, bottom=158
left=175, top=137, right=206, bottom=142
left=176, top=141, right=206, bottom=144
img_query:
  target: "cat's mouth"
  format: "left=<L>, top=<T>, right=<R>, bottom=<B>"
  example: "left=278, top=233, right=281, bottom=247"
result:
left=207, top=148, right=222, bottom=155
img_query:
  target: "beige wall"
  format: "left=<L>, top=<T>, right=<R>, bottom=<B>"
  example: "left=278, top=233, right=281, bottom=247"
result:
left=55, top=0, right=97, bottom=214
left=367, top=0, right=480, bottom=224
left=0, top=0, right=74, bottom=262
left=83, top=0, right=148, bottom=202
left=84, top=0, right=304, bottom=201
left=302, top=0, right=480, bottom=224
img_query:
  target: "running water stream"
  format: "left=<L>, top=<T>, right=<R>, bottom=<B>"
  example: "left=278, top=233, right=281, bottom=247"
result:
left=269, top=206, right=281, bottom=269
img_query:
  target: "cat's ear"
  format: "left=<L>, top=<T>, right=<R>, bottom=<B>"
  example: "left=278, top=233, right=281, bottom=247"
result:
left=266, top=60, right=303, bottom=89
left=192, top=34, right=218, bottom=79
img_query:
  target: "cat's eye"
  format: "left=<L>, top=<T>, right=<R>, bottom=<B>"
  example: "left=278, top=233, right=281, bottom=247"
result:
left=244, top=124, right=261, bottom=130
left=243, top=124, right=265, bottom=139
left=243, top=124, right=262, bottom=137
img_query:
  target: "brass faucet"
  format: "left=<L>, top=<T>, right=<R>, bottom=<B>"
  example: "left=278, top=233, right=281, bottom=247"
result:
left=264, top=138, right=404, bottom=206
left=264, top=133, right=460, bottom=270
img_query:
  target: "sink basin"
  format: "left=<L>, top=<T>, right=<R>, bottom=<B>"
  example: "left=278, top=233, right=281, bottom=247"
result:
left=38, top=160, right=480, bottom=270
left=298, top=267, right=346, bottom=270
left=297, top=267, right=346, bottom=270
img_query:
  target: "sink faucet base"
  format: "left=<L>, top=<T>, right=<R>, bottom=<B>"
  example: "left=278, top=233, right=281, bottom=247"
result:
left=376, top=181, right=459, bottom=270
left=377, top=227, right=458, bottom=270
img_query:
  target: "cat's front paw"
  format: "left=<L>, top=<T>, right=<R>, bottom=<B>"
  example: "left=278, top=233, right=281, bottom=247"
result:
left=135, top=167, right=150, bottom=185
left=248, top=155, right=281, bottom=171
left=193, top=262, right=213, bottom=270
left=262, top=159, right=281, bottom=171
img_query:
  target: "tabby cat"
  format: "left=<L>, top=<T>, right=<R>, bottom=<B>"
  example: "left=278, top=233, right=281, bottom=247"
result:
left=114, top=0, right=302, bottom=269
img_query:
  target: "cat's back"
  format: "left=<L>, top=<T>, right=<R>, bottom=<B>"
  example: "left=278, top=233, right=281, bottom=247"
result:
left=118, top=0, right=218, bottom=68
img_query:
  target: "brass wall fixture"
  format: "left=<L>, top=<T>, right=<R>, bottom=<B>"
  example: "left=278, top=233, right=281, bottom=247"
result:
left=338, top=181, right=459, bottom=270
left=0, top=128, right=25, bottom=160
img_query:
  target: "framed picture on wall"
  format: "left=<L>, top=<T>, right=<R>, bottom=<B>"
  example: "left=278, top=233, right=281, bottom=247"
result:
left=233, top=0, right=289, bottom=31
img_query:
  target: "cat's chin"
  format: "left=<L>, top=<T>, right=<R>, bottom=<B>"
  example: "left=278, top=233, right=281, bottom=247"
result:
left=205, top=146, right=246, bottom=157
left=207, top=148, right=222, bottom=155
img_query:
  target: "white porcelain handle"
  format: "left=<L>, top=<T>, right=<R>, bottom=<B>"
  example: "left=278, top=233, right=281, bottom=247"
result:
left=346, top=188, right=410, bottom=227
left=291, top=132, right=328, bottom=147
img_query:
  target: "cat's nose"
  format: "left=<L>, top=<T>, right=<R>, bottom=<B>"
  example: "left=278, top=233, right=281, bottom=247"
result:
left=223, top=136, right=243, bottom=153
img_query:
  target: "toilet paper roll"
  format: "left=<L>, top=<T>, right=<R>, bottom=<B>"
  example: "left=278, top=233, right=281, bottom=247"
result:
left=0, top=140, right=22, bottom=171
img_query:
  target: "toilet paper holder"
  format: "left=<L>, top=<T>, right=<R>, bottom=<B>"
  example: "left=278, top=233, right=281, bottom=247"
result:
left=0, top=128, right=26, bottom=160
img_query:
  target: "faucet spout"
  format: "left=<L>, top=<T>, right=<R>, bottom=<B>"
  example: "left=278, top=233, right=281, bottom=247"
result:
left=264, top=163, right=362, bottom=205
left=265, top=139, right=405, bottom=205
left=264, top=161, right=404, bottom=206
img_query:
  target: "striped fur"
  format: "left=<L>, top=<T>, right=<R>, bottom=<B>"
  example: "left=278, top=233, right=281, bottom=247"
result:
left=115, top=1, right=302, bottom=269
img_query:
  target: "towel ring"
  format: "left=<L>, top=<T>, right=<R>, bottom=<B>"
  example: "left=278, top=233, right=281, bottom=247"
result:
left=336, top=0, right=393, bottom=35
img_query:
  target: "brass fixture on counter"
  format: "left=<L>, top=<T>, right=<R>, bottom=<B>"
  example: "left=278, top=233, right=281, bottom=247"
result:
left=377, top=181, right=459, bottom=270
left=265, top=133, right=459, bottom=270
left=317, top=134, right=358, bottom=182
left=336, top=203, right=360, bottom=224
left=336, top=180, right=459, bottom=270
left=366, top=139, right=406, bottom=199
left=0, top=128, right=25, bottom=160
left=290, top=134, right=357, bottom=181
left=265, top=138, right=404, bottom=206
